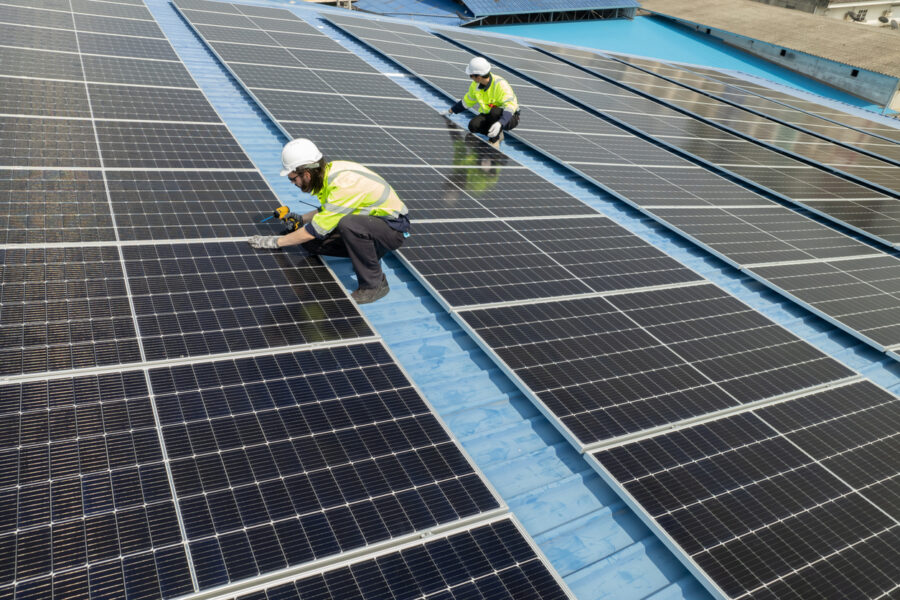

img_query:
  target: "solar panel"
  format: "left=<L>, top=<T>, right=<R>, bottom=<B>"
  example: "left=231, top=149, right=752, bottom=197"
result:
left=123, top=242, right=372, bottom=361
left=0, top=247, right=142, bottom=376
left=0, top=371, right=195, bottom=600
left=0, top=6, right=544, bottom=600
left=71, top=0, right=153, bottom=19
left=0, top=169, right=116, bottom=244
left=594, top=380, right=900, bottom=599
left=750, top=256, right=900, bottom=348
left=460, top=283, right=853, bottom=445
left=0, top=3, right=74, bottom=28
left=74, top=13, right=165, bottom=38
left=105, top=170, right=282, bottom=241
left=149, top=342, right=501, bottom=589
left=0, top=76, right=89, bottom=117
left=228, top=518, right=569, bottom=600
left=0, top=22, right=77, bottom=52
left=76, top=32, right=180, bottom=60
left=0, top=46, right=83, bottom=79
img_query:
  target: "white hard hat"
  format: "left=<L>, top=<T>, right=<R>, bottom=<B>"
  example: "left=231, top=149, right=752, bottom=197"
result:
left=280, top=138, right=323, bottom=176
left=465, top=57, right=491, bottom=76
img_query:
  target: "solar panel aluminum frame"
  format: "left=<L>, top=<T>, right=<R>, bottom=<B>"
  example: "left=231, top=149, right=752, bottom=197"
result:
left=530, top=44, right=900, bottom=196
left=583, top=50, right=900, bottom=169
left=429, top=29, right=900, bottom=251
left=581, top=375, right=890, bottom=600
left=184, top=513, right=575, bottom=600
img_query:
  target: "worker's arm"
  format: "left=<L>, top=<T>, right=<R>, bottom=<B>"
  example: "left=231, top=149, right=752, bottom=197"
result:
left=277, top=227, right=314, bottom=246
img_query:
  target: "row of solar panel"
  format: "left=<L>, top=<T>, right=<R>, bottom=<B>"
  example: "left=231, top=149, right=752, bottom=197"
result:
left=312, top=14, right=900, bottom=600
left=0, top=3, right=572, bottom=600
left=332, top=15, right=900, bottom=353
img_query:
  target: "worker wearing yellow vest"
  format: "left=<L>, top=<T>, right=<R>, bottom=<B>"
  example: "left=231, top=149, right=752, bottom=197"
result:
left=248, top=139, right=410, bottom=304
left=447, top=57, right=520, bottom=149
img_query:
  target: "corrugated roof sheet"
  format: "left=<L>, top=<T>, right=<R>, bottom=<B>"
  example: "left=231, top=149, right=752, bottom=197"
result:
left=641, top=0, right=900, bottom=79
left=462, top=0, right=639, bottom=17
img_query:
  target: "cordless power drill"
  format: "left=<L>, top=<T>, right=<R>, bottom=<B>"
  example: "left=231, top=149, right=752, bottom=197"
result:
left=272, top=206, right=304, bottom=234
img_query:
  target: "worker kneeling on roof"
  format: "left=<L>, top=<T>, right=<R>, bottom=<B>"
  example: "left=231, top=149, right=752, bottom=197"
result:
left=447, top=57, right=520, bottom=148
left=248, top=138, right=410, bottom=305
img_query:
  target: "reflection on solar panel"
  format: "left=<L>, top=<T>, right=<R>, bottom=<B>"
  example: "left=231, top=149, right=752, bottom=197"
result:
left=603, top=53, right=900, bottom=163
left=632, top=57, right=900, bottom=146
left=229, top=518, right=570, bottom=600
left=0, top=4, right=572, bottom=600
left=328, top=17, right=900, bottom=351
left=595, top=380, right=900, bottom=599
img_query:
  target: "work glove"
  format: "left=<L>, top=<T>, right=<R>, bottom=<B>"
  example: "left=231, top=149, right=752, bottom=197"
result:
left=487, top=122, right=502, bottom=138
left=248, top=235, right=280, bottom=249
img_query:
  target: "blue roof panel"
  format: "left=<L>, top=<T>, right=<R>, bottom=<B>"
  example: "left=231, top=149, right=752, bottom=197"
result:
left=461, top=0, right=639, bottom=17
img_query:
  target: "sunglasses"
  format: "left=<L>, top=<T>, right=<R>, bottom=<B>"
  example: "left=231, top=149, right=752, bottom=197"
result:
left=288, top=172, right=301, bottom=182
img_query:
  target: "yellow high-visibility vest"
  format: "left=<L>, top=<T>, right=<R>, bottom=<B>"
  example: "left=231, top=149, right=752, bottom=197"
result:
left=462, top=75, right=519, bottom=115
left=310, top=161, right=408, bottom=237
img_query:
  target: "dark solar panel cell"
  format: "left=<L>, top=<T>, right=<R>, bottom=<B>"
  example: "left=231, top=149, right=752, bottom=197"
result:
left=0, top=246, right=141, bottom=375
left=210, top=41, right=299, bottom=65
left=252, top=89, right=372, bottom=124
left=74, top=12, right=164, bottom=37
left=249, top=15, right=318, bottom=34
left=316, top=69, right=414, bottom=96
left=461, top=285, right=852, bottom=444
left=241, top=5, right=309, bottom=21
left=0, top=170, right=115, bottom=244
left=174, top=0, right=242, bottom=13
left=0, top=3, right=74, bottom=28
left=268, top=30, right=350, bottom=52
left=71, top=0, right=152, bottom=19
left=82, top=54, right=196, bottom=87
left=232, top=519, right=568, bottom=600
left=751, top=256, right=900, bottom=347
left=0, top=76, right=90, bottom=118
left=106, top=170, right=282, bottom=241
left=400, top=220, right=594, bottom=306
left=511, top=217, right=703, bottom=292
left=651, top=207, right=875, bottom=265
left=122, top=242, right=372, bottom=361
left=95, top=121, right=254, bottom=169
left=0, top=22, right=77, bottom=52
left=179, top=8, right=255, bottom=28
left=724, top=164, right=887, bottom=200
left=88, top=84, right=220, bottom=122
left=195, top=24, right=277, bottom=45
left=372, top=166, right=494, bottom=220
left=351, top=95, right=451, bottom=128
left=595, top=403, right=900, bottom=599
left=0, top=372, right=195, bottom=600
left=0, top=117, right=100, bottom=169
left=287, top=49, right=377, bottom=72
left=0, top=46, right=83, bottom=80
left=77, top=32, right=179, bottom=60
left=149, top=343, right=498, bottom=588
left=283, top=123, right=426, bottom=165
left=230, top=64, right=332, bottom=92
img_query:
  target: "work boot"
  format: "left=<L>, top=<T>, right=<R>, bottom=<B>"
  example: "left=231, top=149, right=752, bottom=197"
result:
left=351, top=275, right=389, bottom=304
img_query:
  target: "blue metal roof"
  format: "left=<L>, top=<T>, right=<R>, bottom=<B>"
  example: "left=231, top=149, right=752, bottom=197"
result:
left=145, top=2, right=900, bottom=598
left=461, top=0, right=639, bottom=17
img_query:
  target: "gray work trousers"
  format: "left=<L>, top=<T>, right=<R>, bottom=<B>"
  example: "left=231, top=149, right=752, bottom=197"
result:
left=301, top=214, right=404, bottom=289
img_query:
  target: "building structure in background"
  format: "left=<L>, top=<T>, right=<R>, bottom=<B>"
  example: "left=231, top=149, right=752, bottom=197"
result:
left=642, top=0, right=900, bottom=111
left=751, top=0, right=899, bottom=25
left=458, top=0, right=639, bottom=25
